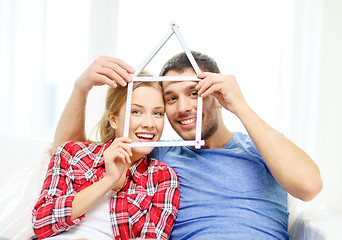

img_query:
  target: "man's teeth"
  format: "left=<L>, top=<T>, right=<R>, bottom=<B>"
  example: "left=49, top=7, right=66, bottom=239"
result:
left=180, top=118, right=195, bottom=125
left=136, top=133, right=154, bottom=139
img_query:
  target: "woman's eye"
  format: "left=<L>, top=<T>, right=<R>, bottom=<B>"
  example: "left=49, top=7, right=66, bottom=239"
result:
left=132, top=110, right=141, bottom=115
left=154, top=111, right=164, bottom=116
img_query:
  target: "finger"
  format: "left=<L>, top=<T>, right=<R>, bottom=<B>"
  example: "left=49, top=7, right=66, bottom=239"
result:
left=197, top=79, right=214, bottom=96
left=100, top=56, right=135, bottom=74
left=110, top=58, right=135, bottom=74
left=117, top=138, right=133, bottom=158
left=196, top=72, right=210, bottom=90
left=116, top=148, right=130, bottom=164
left=116, top=143, right=132, bottom=164
left=201, top=84, right=223, bottom=98
left=96, top=74, right=118, bottom=88
left=102, top=61, right=134, bottom=85
left=112, top=137, right=133, bottom=157
left=197, top=72, right=209, bottom=79
left=96, top=67, right=127, bottom=87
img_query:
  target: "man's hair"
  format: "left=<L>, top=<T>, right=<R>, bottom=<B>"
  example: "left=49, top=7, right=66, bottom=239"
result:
left=160, top=51, right=220, bottom=76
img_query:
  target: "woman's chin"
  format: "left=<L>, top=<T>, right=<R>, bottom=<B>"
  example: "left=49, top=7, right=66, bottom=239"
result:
left=132, top=146, right=154, bottom=157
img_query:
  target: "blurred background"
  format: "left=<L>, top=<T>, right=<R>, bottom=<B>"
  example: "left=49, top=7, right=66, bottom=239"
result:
left=0, top=0, right=341, bottom=218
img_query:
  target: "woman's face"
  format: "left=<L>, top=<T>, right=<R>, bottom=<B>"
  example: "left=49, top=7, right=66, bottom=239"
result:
left=112, top=85, right=165, bottom=156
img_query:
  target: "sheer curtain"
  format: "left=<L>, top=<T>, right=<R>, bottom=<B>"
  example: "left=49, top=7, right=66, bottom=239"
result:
left=0, top=0, right=48, bottom=139
left=290, top=0, right=342, bottom=216
left=0, top=0, right=118, bottom=141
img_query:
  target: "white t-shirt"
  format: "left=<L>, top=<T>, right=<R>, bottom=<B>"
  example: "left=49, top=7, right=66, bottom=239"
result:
left=44, top=191, right=114, bottom=240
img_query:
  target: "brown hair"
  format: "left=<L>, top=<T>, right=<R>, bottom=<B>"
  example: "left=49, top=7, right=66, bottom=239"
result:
left=93, top=71, right=162, bottom=143
left=160, top=51, right=220, bottom=76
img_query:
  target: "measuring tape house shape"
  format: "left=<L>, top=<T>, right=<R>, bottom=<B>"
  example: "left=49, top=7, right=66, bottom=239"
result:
left=124, top=21, right=205, bottom=149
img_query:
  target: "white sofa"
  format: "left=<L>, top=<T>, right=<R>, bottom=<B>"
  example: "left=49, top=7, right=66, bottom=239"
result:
left=0, top=134, right=341, bottom=239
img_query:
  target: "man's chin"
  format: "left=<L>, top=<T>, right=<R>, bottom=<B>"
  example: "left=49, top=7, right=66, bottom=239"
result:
left=177, top=132, right=196, bottom=141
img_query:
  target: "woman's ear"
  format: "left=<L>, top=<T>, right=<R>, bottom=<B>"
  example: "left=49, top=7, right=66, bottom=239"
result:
left=108, top=114, right=118, bottom=130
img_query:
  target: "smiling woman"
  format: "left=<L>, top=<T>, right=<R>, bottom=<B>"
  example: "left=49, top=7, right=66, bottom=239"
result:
left=31, top=61, right=179, bottom=239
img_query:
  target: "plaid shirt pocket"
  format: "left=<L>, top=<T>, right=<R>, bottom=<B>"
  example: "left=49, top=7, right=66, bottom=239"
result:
left=127, top=193, right=153, bottom=235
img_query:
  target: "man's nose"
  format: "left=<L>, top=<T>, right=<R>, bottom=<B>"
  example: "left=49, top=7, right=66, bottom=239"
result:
left=178, top=95, right=192, bottom=113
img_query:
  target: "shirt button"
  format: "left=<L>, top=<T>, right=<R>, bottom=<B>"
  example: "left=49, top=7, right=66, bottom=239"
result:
left=115, top=235, right=120, bottom=240
left=110, top=208, right=115, bottom=212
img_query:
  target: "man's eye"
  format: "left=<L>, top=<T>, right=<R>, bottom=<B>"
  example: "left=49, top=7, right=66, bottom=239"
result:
left=166, top=96, right=177, bottom=102
left=190, top=91, right=198, bottom=97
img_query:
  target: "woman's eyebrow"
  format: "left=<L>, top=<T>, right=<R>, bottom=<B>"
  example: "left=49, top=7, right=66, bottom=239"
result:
left=131, top=103, right=144, bottom=108
left=132, top=103, right=164, bottom=109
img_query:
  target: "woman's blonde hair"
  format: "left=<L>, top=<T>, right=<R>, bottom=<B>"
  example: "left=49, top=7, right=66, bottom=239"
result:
left=93, top=71, right=162, bottom=143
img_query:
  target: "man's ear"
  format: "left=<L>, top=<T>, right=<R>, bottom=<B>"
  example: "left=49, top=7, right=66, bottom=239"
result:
left=108, top=114, right=118, bottom=130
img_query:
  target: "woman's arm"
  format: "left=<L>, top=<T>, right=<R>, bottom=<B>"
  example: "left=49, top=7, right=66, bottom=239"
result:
left=51, top=56, right=134, bottom=154
left=33, top=138, right=133, bottom=238
left=32, top=142, right=82, bottom=239
left=70, top=137, right=133, bottom=220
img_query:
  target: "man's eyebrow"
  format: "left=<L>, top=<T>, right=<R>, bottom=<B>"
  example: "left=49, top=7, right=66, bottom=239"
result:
left=163, top=84, right=197, bottom=96
left=163, top=90, right=173, bottom=96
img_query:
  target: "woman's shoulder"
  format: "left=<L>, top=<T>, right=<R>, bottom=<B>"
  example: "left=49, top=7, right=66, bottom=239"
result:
left=57, top=140, right=107, bottom=153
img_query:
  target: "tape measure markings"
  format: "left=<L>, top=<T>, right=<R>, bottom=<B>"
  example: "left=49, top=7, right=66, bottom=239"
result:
left=133, top=76, right=200, bottom=82
left=170, top=22, right=203, bottom=149
left=128, top=140, right=204, bottom=148
left=123, top=21, right=205, bottom=149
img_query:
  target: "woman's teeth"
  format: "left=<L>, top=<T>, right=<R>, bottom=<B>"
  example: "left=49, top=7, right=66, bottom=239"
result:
left=136, top=133, right=154, bottom=140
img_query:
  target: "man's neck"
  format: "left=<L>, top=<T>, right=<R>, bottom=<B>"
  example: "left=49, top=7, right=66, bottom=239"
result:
left=203, top=126, right=233, bottom=149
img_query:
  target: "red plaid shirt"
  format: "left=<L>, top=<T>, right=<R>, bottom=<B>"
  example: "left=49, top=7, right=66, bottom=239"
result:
left=31, top=140, right=180, bottom=240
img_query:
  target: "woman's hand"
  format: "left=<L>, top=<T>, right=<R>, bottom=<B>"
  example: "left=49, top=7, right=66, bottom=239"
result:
left=75, top=56, right=135, bottom=93
left=103, top=137, right=133, bottom=188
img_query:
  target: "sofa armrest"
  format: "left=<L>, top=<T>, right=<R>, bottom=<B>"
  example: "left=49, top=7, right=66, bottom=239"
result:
left=0, top=135, right=51, bottom=240
left=288, top=196, right=342, bottom=240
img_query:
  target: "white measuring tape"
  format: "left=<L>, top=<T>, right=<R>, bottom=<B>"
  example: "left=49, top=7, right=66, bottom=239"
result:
left=124, top=21, right=204, bottom=149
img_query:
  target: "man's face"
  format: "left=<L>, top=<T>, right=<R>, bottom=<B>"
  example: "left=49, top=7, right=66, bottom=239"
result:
left=163, top=68, right=219, bottom=140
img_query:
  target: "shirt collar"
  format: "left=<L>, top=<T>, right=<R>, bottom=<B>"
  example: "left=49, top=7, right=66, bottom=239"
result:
left=128, top=155, right=149, bottom=183
left=98, top=139, right=149, bottom=183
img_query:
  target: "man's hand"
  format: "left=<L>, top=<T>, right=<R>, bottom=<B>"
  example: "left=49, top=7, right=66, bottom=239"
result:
left=196, top=72, right=248, bottom=115
left=103, top=137, right=133, bottom=188
left=75, top=56, right=135, bottom=93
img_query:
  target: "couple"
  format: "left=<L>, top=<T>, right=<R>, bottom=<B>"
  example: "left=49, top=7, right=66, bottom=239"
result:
left=32, top=51, right=322, bottom=239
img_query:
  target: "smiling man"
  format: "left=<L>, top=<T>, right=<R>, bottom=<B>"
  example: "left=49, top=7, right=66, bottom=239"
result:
left=51, top=52, right=322, bottom=239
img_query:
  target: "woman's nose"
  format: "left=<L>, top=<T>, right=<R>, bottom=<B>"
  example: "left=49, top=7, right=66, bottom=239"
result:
left=141, top=114, right=155, bottom=128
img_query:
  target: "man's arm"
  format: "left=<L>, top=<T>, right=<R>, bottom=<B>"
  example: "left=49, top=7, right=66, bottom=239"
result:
left=196, top=72, right=323, bottom=201
left=51, top=56, right=134, bottom=154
